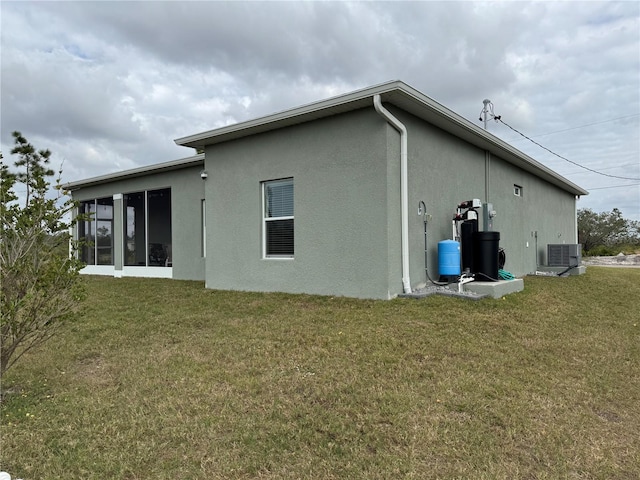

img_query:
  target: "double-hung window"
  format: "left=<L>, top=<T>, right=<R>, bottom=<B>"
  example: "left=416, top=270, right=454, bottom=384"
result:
left=263, top=178, right=294, bottom=258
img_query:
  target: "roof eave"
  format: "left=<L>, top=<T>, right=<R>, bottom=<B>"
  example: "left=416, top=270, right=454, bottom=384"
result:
left=174, top=80, right=406, bottom=149
left=484, top=138, right=588, bottom=196
left=174, top=81, right=588, bottom=197
left=63, top=154, right=204, bottom=191
left=378, top=85, right=588, bottom=197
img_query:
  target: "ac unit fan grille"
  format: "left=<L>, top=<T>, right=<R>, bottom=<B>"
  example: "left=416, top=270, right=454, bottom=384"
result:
left=547, top=244, right=582, bottom=267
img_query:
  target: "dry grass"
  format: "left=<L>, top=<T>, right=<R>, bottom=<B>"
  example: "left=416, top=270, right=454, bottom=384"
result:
left=1, top=267, right=639, bottom=479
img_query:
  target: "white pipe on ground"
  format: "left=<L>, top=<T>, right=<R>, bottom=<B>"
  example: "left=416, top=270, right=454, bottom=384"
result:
left=373, top=94, right=412, bottom=294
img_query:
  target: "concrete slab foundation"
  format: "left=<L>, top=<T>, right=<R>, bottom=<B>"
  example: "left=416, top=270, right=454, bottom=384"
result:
left=399, top=285, right=488, bottom=301
left=400, top=278, right=524, bottom=300
left=534, top=265, right=587, bottom=276
left=463, top=278, right=525, bottom=299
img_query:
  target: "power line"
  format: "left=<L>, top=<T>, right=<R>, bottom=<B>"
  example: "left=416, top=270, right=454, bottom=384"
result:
left=497, top=118, right=640, bottom=181
left=586, top=183, right=640, bottom=191
left=512, top=113, right=640, bottom=140
left=562, top=162, right=640, bottom=176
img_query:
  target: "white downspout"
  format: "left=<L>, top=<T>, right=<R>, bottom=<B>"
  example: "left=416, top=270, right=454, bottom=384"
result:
left=374, top=94, right=412, bottom=294
left=575, top=195, right=580, bottom=244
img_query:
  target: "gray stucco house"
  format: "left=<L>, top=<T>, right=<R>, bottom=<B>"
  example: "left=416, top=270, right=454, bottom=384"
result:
left=65, top=80, right=587, bottom=299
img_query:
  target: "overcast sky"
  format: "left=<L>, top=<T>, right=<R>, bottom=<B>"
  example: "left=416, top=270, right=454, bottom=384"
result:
left=2, top=1, right=639, bottom=221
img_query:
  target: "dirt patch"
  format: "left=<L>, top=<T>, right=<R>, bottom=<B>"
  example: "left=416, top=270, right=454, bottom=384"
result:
left=583, top=254, right=640, bottom=267
left=73, top=353, right=118, bottom=388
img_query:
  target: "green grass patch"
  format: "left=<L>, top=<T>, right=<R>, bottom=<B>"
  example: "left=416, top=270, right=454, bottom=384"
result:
left=2, top=267, right=639, bottom=479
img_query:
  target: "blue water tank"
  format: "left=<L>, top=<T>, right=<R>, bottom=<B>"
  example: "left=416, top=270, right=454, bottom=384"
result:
left=438, top=240, right=461, bottom=276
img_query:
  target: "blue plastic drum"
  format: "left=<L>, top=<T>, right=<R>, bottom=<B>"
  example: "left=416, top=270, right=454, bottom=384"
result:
left=438, top=240, right=461, bottom=276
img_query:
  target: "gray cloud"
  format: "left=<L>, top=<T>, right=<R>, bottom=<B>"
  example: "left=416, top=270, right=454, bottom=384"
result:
left=1, top=0, right=638, bottom=220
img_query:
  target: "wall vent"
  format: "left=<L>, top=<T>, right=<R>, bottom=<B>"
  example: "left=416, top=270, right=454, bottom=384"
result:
left=547, top=244, right=582, bottom=267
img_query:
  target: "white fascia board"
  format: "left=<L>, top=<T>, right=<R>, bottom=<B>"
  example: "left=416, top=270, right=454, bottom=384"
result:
left=174, top=80, right=587, bottom=197
left=174, top=80, right=406, bottom=149
left=63, top=154, right=205, bottom=191
left=383, top=85, right=589, bottom=197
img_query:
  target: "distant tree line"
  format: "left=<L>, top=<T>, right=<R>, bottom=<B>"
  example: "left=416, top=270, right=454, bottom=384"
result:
left=577, top=208, right=640, bottom=256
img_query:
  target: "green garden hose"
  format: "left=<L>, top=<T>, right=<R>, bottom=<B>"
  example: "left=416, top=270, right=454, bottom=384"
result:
left=498, top=269, right=515, bottom=280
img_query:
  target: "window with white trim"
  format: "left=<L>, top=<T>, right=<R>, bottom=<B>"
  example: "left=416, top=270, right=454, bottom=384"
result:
left=263, top=178, right=294, bottom=257
left=514, top=184, right=523, bottom=197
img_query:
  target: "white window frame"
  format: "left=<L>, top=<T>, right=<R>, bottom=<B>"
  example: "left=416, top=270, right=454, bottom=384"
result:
left=262, top=178, right=294, bottom=259
left=514, top=184, right=523, bottom=197
left=123, top=188, right=172, bottom=268
left=79, top=197, right=114, bottom=266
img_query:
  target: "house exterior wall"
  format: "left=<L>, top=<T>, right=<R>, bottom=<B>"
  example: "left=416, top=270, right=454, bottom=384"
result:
left=68, top=97, right=580, bottom=298
left=71, top=165, right=206, bottom=281
left=397, top=107, right=488, bottom=289
left=204, top=108, right=395, bottom=299
left=488, top=156, right=577, bottom=274
left=203, top=103, right=579, bottom=298
left=384, top=125, right=402, bottom=296
left=386, top=106, right=578, bottom=284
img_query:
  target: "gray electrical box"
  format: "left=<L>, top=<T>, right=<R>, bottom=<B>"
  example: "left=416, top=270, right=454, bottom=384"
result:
left=547, top=244, right=582, bottom=267
left=482, top=202, right=495, bottom=231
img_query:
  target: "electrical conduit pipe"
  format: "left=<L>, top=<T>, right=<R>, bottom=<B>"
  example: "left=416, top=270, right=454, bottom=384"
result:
left=373, top=94, right=412, bottom=294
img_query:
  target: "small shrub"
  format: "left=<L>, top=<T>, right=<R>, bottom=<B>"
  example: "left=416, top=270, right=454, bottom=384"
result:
left=585, top=245, right=617, bottom=256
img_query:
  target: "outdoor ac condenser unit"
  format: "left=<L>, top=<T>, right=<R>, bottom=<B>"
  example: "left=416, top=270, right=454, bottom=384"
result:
left=547, top=244, right=582, bottom=267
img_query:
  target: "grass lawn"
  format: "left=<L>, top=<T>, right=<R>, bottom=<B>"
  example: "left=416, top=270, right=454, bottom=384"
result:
left=1, top=267, right=639, bottom=479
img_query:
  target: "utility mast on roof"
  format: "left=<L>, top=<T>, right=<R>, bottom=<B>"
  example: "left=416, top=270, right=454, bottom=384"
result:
left=479, top=99, right=501, bottom=130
